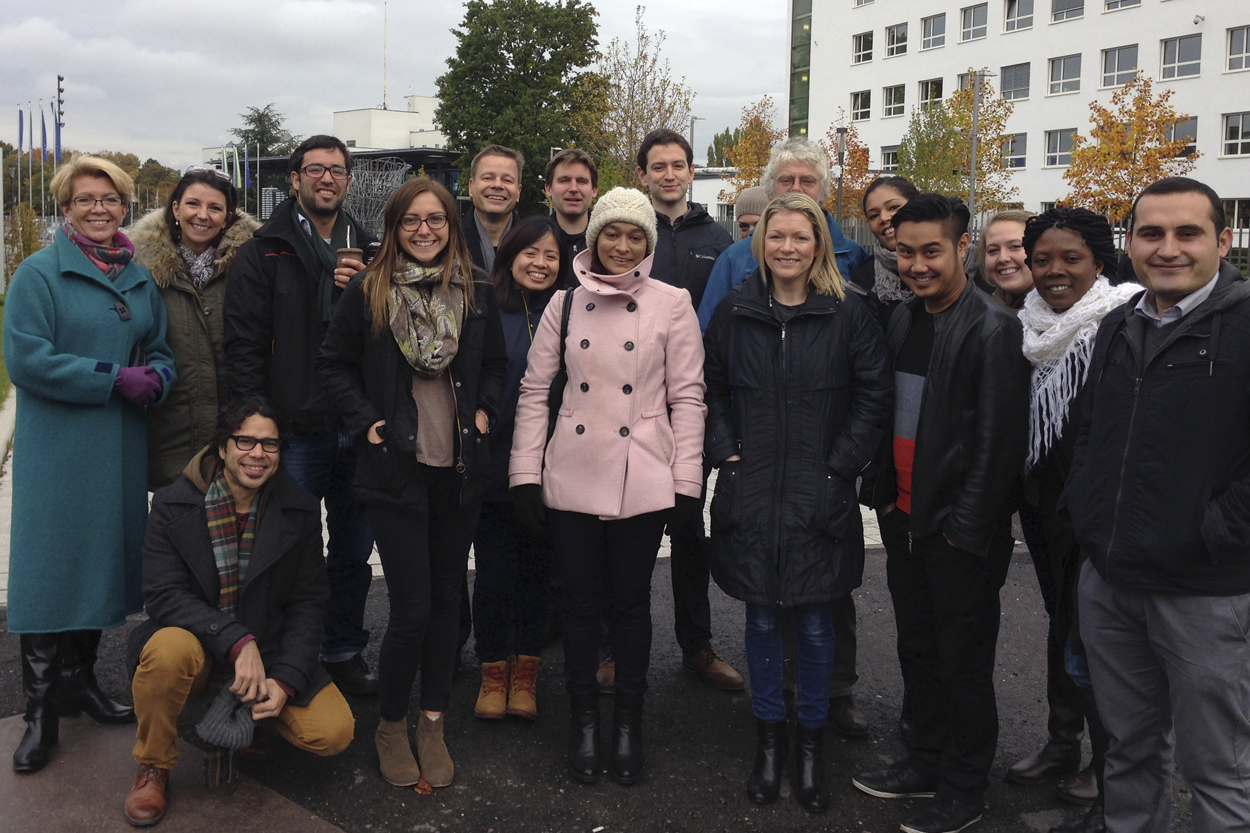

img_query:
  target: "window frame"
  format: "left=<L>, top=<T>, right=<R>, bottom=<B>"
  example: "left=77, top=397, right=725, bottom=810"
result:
left=1104, top=0, right=1139, bottom=11
left=1044, top=128, right=1076, bottom=167
left=1048, top=54, right=1082, bottom=95
left=919, top=78, right=945, bottom=109
left=883, top=84, right=906, bottom=118
left=886, top=22, right=909, bottom=58
left=851, top=90, right=872, bottom=122
left=1224, top=112, right=1250, bottom=158
left=1161, top=34, right=1202, bottom=80
left=852, top=31, right=874, bottom=64
left=1001, top=62, right=1031, bottom=100
left=922, top=14, right=947, bottom=50
left=961, top=4, right=989, bottom=42
left=1005, top=0, right=1033, bottom=32
left=1051, top=0, right=1084, bottom=24
left=1228, top=26, right=1249, bottom=73
left=1101, top=44, right=1139, bottom=88
left=1003, top=132, right=1028, bottom=168
left=881, top=146, right=900, bottom=173
left=1165, top=117, right=1197, bottom=158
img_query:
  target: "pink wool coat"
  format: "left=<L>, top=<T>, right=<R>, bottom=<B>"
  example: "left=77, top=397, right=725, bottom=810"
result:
left=509, top=250, right=707, bottom=520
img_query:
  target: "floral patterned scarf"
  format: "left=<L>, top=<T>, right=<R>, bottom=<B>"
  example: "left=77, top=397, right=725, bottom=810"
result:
left=389, top=263, right=465, bottom=376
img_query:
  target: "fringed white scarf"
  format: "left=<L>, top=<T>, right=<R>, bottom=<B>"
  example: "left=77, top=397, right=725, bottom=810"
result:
left=1020, top=277, right=1142, bottom=470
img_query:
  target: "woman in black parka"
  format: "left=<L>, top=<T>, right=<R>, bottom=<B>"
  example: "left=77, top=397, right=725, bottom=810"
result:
left=317, top=177, right=506, bottom=790
left=703, top=193, right=892, bottom=814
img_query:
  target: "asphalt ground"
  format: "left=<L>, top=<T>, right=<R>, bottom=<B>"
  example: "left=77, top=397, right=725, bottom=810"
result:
left=0, top=546, right=1194, bottom=833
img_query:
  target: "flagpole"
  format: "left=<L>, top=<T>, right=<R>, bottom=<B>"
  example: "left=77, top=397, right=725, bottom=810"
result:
left=27, top=102, right=33, bottom=216
left=39, top=100, right=46, bottom=223
left=16, top=106, right=22, bottom=212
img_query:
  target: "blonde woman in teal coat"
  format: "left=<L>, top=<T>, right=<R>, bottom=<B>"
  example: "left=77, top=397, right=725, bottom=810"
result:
left=3, top=156, right=175, bottom=773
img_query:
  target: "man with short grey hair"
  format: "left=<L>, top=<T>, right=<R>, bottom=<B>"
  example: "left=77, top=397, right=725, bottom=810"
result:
left=463, top=144, right=523, bottom=272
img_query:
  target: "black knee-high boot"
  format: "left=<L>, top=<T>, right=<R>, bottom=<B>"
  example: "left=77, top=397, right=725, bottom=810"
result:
left=13, top=633, right=61, bottom=773
left=794, top=722, right=829, bottom=814
left=1049, top=686, right=1107, bottom=833
left=54, top=629, right=135, bottom=724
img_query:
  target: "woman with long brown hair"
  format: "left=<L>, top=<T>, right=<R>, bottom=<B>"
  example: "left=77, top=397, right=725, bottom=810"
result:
left=318, top=177, right=507, bottom=789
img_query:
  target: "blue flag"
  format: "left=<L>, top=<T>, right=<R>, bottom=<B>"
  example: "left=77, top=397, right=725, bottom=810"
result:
left=52, top=102, right=61, bottom=163
left=41, top=108, right=47, bottom=162
left=244, top=143, right=251, bottom=189
left=18, top=108, right=23, bottom=155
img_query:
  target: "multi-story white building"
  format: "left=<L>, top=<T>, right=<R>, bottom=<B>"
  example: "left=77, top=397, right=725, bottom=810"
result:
left=789, top=0, right=1250, bottom=226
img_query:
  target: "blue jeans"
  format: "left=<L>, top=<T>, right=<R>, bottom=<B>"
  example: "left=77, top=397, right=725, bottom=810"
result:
left=1065, top=638, right=1093, bottom=689
left=283, top=428, right=374, bottom=662
left=745, top=602, right=835, bottom=728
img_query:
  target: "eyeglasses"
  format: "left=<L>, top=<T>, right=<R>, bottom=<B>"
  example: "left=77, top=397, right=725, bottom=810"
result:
left=299, top=164, right=350, bottom=181
left=774, top=175, right=821, bottom=189
left=231, top=435, right=282, bottom=453
left=400, top=213, right=448, bottom=231
left=185, top=166, right=232, bottom=182
left=71, top=195, right=123, bottom=208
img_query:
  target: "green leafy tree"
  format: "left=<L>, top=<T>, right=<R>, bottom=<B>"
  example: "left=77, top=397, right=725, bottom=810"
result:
left=706, top=127, right=740, bottom=168
left=5, top=203, right=42, bottom=283
left=895, top=105, right=963, bottom=196
left=436, top=0, right=601, bottom=214
left=230, top=104, right=302, bottom=191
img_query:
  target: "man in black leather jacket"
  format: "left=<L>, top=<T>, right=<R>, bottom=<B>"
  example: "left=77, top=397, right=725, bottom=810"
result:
left=852, top=195, right=1030, bottom=833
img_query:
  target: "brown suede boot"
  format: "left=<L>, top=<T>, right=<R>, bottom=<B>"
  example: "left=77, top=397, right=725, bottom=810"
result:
left=375, top=717, right=421, bottom=787
left=416, top=713, right=454, bottom=787
left=474, top=661, right=509, bottom=719
left=506, top=655, right=540, bottom=720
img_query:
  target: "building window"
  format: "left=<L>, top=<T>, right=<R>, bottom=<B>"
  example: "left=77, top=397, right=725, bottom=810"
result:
left=789, top=0, right=812, bottom=138
left=920, top=78, right=944, bottom=109
left=853, top=31, right=873, bottom=64
left=1049, top=54, right=1082, bottom=94
left=1040, top=201, right=1057, bottom=212
left=886, top=23, right=909, bottom=57
left=1102, top=45, right=1138, bottom=87
left=855, top=0, right=873, bottom=6
left=1166, top=117, right=1197, bottom=157
left=882, top=146, right=900, bottom=173
left=1225, top=198, right=1250, bottom=230
left=883, top=85, right=906, bottom=118
left=852, top=90, right=872, bottom=122
left=962, top=4, right=988, bottom=41
left=1105, top=0, right=1138, bottom=10
left=1162, top=34, right=1202, bottom=79
left=1229, top=26, right=1249, bottom=72
left=1225, top=113, right=1250, bottom=157
left=1052, top=0, right=1083, bottom=23
left=1004, top=133, right=1027, bottom=168
left=1045, top=129, right=1076, bottom=166
left=1005, top=0, right=1033, bottom=32
left=958, top=72, right=973, bottom=90
left=1001, top=62, right=1031, bottom=99
left=923, top=14, right=947, bottom=49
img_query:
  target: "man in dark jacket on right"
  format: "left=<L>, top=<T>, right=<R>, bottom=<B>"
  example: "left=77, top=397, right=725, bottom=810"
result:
left=852, top=195, right=1030, bottom=833
left=1066, top=177, right=1250, bottom=833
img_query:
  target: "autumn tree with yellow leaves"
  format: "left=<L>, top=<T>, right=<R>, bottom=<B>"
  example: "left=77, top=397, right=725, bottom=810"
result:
left=819, top=113, right=874, bottom=220
left=719, top=96, right=787, bottom=203
left=1062, top=72, right=1198, bottom=222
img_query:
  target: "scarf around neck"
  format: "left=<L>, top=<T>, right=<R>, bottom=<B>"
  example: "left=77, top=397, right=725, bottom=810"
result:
left=205, top=465, right=259, bottom=617
left=291, top=201, right=352, bottom=322
left=178, top=242, right=218, bottom=290
left=389, top=263, right=465, bottom=376
left=1020, top=277, right=1143, bottom=469
left=62, top=222, right=134, bottom=281
left=871, top=245, right=912, bottom=303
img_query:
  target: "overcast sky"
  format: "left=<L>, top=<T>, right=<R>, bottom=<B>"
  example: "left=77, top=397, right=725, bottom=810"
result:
left=1, top=0, right=787, bottom=170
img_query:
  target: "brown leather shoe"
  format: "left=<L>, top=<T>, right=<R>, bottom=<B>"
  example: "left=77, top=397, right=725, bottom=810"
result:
left=1007, top=739, right=1082, bottom=785
left=597, top=653, right=616, bottom=694
left=506, top=655, right=540, bottom=720
left=682, top=647, right=745, bottom=691
left=124, top=763, right=169, bottom=827
left=1056, top=762, right=1099, bottom=807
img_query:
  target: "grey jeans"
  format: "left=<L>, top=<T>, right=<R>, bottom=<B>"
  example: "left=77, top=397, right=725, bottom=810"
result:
left=1079, top=560, right=1250, bottom=833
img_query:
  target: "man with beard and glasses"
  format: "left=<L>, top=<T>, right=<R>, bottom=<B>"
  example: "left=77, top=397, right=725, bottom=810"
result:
left=224, top=135, right=379, bottom=697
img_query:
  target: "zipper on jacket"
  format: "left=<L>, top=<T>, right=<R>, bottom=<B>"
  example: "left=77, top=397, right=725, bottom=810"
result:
left=774, top=318, right=788, bottom=604
left=448, top=368, right=467, bottom=475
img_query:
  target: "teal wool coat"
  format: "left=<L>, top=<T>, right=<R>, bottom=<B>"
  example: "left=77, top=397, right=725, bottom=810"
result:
left=3, top=230, right=175, bottom=633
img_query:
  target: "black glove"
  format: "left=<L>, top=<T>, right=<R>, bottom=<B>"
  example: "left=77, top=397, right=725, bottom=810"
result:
left=667, top=494, right=706, bottom=539
left=511, top=483, right=547, bottom=536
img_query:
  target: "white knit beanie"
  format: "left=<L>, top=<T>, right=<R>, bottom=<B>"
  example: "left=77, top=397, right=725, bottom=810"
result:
left=586, top=187, right=658, bottom=255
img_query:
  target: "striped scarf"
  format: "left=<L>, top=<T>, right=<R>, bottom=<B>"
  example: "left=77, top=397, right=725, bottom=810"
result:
left=61, top=222, right=134, bottom=281
left=205, top=466, right=257, bottom=616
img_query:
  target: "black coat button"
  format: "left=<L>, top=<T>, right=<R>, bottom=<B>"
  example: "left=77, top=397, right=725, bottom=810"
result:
left=580, top=382, right=589, bottom=392
left=586, top=302, right=595, bottom=311
left=619, top=427, right=630, bottom=437
left=624, top=341, right=634, bottom=351
left=623, top=384, right=633, bottom=394
left=576, top=424, right=585, bottom=434
left=581, top=339, right=590, bottom=349
left=627, top=302, right=637, bottom=312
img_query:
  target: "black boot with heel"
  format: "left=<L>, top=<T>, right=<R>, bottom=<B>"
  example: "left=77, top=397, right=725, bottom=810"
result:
left=611, top=691, right=644, bottom=785
left=13, top=633, right=61, bottom=773
left=568, top=691, right=601, bottom=783
left=53, top=630, right=135, bottom=725
left=747, top=718, right=787, bottom=805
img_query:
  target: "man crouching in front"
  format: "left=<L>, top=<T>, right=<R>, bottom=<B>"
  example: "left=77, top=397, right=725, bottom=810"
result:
left=123, top=395, right=354, bottom=826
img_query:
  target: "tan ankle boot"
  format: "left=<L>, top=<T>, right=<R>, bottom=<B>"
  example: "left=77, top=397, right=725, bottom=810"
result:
left=506, top=655, right=540, bottom=720
left=474, top=660, right=509, bottom=719
left=375, top=717, right=421, bottom=787
left=416, top=713, right=454, bottom=787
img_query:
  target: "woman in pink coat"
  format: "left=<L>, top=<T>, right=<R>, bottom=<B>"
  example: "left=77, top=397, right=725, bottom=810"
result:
left=509, top=187, right=706, bottom=786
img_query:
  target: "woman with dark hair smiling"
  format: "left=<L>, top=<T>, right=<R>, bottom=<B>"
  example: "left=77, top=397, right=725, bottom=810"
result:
left=133, top=168, right=260, bottom=488
left=852, top=175, right=921, bottom=328
left=318, top=177, right=506, bottom=790
left=1016, top=206, right=1140, bottom=833
left=471, top=217, right=565, bottom=722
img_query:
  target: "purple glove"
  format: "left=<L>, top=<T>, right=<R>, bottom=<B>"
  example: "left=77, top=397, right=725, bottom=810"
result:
left=115, top=365, right=161, bottom=405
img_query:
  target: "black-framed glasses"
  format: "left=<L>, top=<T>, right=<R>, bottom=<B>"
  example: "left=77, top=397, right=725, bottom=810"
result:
left=399, top=213, right=448, bottom=231
left=299, top=163, right=350, bottom=181
left=231, top=435, right=282, bottom=453
left=71, top=195, right=123, bottom=208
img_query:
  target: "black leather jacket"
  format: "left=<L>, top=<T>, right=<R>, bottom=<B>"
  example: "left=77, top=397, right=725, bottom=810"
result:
left=871, top=278, right=1031, bottom=556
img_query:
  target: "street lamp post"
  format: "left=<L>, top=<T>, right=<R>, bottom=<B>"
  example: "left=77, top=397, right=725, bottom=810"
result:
left=689, top=115, right=705, bottom=203
left=834, top=126, right=849, bottom=222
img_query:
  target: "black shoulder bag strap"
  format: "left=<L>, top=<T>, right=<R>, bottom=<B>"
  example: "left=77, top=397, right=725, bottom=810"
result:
left=546, top=287, right=577, bottom=443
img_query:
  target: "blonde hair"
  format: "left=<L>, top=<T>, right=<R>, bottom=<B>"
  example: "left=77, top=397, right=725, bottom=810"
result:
left=751, top=192, right=846, bottom=299
left=50, top=155, right=134, bottom=207
left=976, top=209, right=1035, bottom=286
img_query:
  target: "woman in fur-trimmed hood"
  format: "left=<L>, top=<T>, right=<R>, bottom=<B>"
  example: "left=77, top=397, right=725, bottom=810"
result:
left=132, top=169, right=260, bottom=489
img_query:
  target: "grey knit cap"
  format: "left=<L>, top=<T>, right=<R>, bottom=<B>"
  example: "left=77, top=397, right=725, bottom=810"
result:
left=586, top=187, right=658, bottom=255
left=735, top=186, right=769, bottom=220
left=194, top=683, right=255, bottom=750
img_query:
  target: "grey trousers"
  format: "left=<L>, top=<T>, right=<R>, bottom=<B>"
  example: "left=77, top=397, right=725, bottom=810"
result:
left=1079, top=560, right=1250, bottom=833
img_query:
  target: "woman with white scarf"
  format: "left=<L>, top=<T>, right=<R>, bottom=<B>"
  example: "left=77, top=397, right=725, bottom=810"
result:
left=1017, top=207, right=1141, bottom=833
